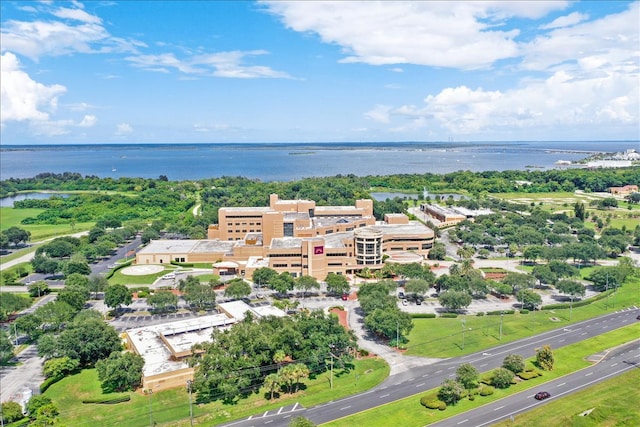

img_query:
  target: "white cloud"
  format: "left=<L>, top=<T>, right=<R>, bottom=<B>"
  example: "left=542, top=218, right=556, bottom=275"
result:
left=126, top=50, right=293, bottom=79
left=539, top=12, right=588, bottom=30
left=115, top=123, right=133, bottom=135
left=0, top=3, right=142, bottom=60
left=390, top=67, right=403, bottom=73
left=364, top=104, right=392, bottom=123
left=0, top=52, right=66, bottom=124
left=78, top=114, right=96, bottom=127
left=262, top=1, right=568, bottom=69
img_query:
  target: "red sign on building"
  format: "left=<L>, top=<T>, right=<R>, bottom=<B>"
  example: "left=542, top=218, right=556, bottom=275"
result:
left=314, top=246, right=324, bottom=255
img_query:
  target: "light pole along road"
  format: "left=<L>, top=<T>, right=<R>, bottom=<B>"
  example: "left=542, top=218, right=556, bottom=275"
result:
left=219, top=307, right=639, bottom=427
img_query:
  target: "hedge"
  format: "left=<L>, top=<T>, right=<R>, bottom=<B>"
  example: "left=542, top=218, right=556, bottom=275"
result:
left=82, top=395, right=130, bottom=404
left=40, top=375, right=63, bottom=393
left=520, top=309, right=529, bottom=314
left=518, top=370, right=541, bottom=380
left=476, top=312, right=485, bottom=316
left=479, top=386, right=494, bottom=396
left=170, top=261, right=194, bottom=267
left=439, top=313, right=458, bottom=318
left=5, top=418, right=30, bottom=427
left=486, top=310, right=515, bottom=316
left=411, top=313, right=436, bottom=318
left=542, top=290, right=612, bottom=310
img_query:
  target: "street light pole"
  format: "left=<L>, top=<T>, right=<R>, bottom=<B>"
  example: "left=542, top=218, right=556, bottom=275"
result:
left=330, top=352, right=334, bottom=389
left=499, top=311, right=504, bottom=341
left=187, top=380, right=194, bottom=427
left=147, top=389, right=153, bottom=427
left=396, top=320, right=399, bottom=350
left=461, top=318, right=466, bottom=350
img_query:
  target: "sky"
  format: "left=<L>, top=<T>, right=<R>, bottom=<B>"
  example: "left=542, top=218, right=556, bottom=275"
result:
left=1, top=1, right=639, bottom=145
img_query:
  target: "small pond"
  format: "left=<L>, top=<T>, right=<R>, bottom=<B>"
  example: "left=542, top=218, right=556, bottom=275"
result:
left=0, top=192, right=70, bottom=208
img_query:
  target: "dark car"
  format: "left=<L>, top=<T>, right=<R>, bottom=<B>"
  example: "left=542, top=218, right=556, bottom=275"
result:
left=416, top=299, right=422, bottom=305
left=534, top=391, right=550, bottom=400
left=636, top=314, right=640, bottom=320
left=398, top=292, right=405, bottom=299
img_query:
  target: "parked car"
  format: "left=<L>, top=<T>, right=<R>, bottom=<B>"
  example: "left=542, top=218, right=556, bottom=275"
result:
left=341, top=293, right=349, bottom=301
left=534, top=391, right=550, bottom=400
left=416, top=299, right=422, bottom=305
left=402, top=299, right=408, bottom=306
left=636, top=314, right=640, bottom=320
left=398, top=292, right=405, bottom=299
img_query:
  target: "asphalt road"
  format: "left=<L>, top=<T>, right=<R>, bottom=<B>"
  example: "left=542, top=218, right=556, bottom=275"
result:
left=218, top=307, right=640, bottom=427
left=430, top=340, right=640, bottom=427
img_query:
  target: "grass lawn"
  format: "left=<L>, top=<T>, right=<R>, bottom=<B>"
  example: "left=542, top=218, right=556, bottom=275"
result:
left=404, top=277, right=639, bottom=358
left=49, top=358, right=389, bottom=427
left=492, top=369, right=640, bottom=427
left=0, top=207, right=94, bottom=241
left=108, top=268, right=175, bottom=286
left=323, top=323, right=640, bottom=427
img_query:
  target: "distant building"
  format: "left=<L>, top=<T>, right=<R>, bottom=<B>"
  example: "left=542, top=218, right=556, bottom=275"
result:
left=608, top=185, right=639, bottom=195
left=124, top=302, right=286, bottom=391
left=136, top=194, right=435, bottom=279
left=419, top=203, right=492, bottom=227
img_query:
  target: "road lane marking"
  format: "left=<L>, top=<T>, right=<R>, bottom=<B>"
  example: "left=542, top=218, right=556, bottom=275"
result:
left=480, top=363, right=488, bottom=367
left=447, top=367, right=455, bottom=370
left=585, top=372, right=593, bottom=376
left=380, top=394, right=390, bottom=398
left=611, top=363, right=618, bottom=367
left=340, top=406, right=351, bottom=411
left=436, top=370, right=443, bottom=373
left=557, top=382, right=566, bottom=387
left=493, top=406, right=504, bottom=411
left=457, top=419, right=469, bottom=424
left=422, top=374, right=429, bottom=378
left=416, top=383, right=425, bottom=388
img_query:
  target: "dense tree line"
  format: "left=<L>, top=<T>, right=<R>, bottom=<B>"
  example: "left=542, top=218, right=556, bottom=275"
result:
left=190, top=311, right=357, bottom=403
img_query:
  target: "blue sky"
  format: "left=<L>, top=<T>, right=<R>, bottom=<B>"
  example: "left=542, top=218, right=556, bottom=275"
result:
left=1, top=1, right=638, bottom=144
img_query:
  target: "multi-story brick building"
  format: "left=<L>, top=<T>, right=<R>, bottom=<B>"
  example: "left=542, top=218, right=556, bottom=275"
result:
left=136, top=194, right=435, bottom=280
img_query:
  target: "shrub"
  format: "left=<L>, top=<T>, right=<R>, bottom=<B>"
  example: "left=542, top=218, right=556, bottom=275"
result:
left=438, top=401, right=447, bottom=410
left=440, top=313, right=458, bottom=318
left=81, top=395, right=131, bottom=404
left=411, top=313, right=436, bottom=318
left=476, top=312, right=485, bottom=316
left=492, top=368, right=515, bottom=389
left=502, top=354, right=525, bottom=374
left=518, top=370, right=541, bottom=380
left=420, top=395, right=444, bottom=410
left=520, top=309, right=529, bottom=314
left=479, top=386, right=494, bottom=396
left=468, top=395, right=475, bottom=401
left=487, top=310, right=515, bottom=316
left=40, top=375, right=63, bottom=393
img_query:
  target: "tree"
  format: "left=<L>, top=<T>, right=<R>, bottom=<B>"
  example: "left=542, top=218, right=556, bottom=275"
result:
left=38, top=239, right=75, bottom=259
left=289, top=417, right=316, bottom=427
left=2, top=226, right=31, bottom=247
left=264, top=373, right=281, bottom=400
left=43, top=356, right=80, bottom=379
left=25, top=395, right=53, bottom=417
left=224, top=279, right=252, bottom=300
left=0, top=293, right=31, bottom=322
left=1, top=401, right=24, bottom=423
left=28, top=281, right=51, bottom=297
left=532, top=265, right=557, bottom=287
left=63, top=259, right=91, bottom=276
left=492, top=367, right=515, bottom=389
left=556, top=280, right=585, bottom=299
left=503, top=272, right=537, bottom=293
left=437, top=379, right=466, bottom=405
left=0, top=329, right=14, bottom=364
left=456, top=363, right=479, bottom=389
left=57, top=283, right=90, bottom=312
left=96, top=351, right=145, bottom=392
left=270, top=272, right=295, bottom=295
left=502, top=354, right=525, bottom=374
left=88, top=275, right=109, bottom=299
left=516, top=289, right=542, bottom=310
left=56, top=318, right=122, bottom=367
left=492, top=282, right=513, bottom=298
left=183, top=283, right=217, bottom=310
left=34, top=301, right=74, bottom=331
left=363, top=308, right=413, bottom=340
left=404, top=279, right=430, bottom=300
left=438, top=290, right=472, bottom=311
left=427, top=242, right=446, bottom=260
left=573, top=201, right=586, bottom=221
left=252, top=267, right=278, bottom=287
left=104, top=284, right=132, bottom=312
left=536, top=345, right=554, bottom=371
left=147, top=291, right=178, bottom=312
left=325, top=273, right=350, bottom=296
left=295, top=275, right=320, bottom=297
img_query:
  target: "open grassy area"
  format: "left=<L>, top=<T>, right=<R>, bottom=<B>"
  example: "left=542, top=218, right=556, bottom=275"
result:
left=108, top=267, right=177, bottom=286
left=405, top=277, right=639, bottom=358
left=48, top=357, right=389, bottom=427
left=0, top=207, right=95, bottom=241
left=493, top=368, right=640, bottom=427
left=323, top=323, right=640, bottom=427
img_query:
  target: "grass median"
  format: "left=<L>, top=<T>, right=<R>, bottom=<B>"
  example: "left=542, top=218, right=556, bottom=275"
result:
left=323, top=322, right=640, bottom=427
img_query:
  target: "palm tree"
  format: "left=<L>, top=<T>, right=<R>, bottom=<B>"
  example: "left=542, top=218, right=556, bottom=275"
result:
left=264, top=373, right=281, bottom=400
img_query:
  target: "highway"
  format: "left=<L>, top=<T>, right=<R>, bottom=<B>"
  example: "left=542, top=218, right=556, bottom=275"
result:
left=219, top=307, right=640, bottom=427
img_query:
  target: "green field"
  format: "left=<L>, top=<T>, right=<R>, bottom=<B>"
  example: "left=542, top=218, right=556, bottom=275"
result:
left=404, top=277, right=639, bottom=358
left=323, top=323, right=640, bottom=427
left=48, top=357, right=389, bottom=427
left=0, top=207, right=94, bottom=241
left=493, top=369, right=640, bottom=427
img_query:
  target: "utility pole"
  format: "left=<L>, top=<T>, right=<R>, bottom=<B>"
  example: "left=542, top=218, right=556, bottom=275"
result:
left=147, top=389, right=153, bottom=427
left=499, top=311, right=504, bottom=341
left=396, top=320, right=399, bottom=350
left=186, top=380, right=194, bottom=427
left=330, top=352, right=334, bottom=389
left=461, top=318, right=466, bottom=350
